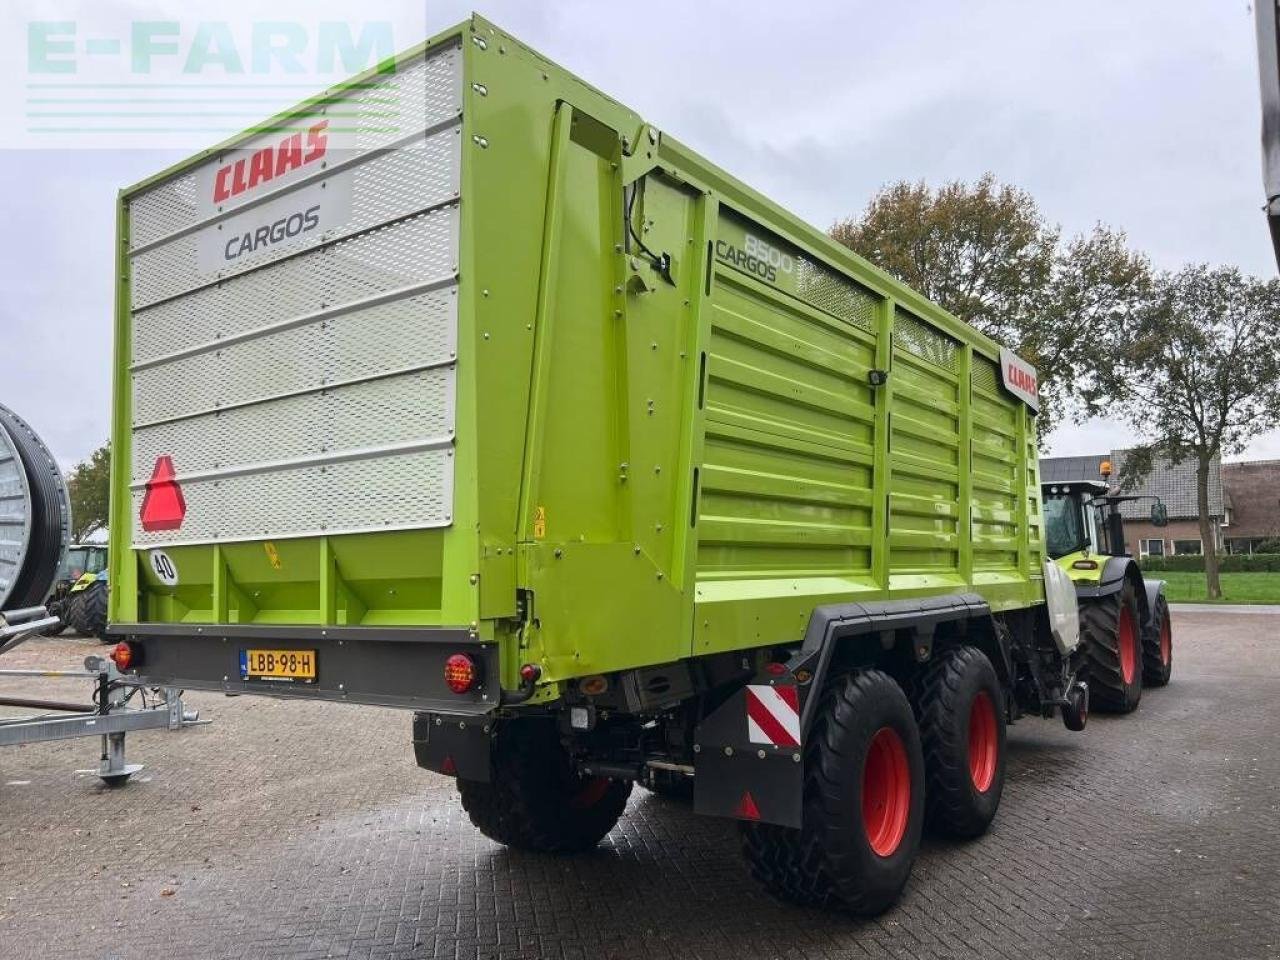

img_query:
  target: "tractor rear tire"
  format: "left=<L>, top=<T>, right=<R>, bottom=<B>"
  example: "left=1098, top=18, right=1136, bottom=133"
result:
left=740, top=669, right=925, bottom=916
left=67, top=580, right=110, bottom=641
left=457, top=720, right=630, bottom=853
left=1081, top=582, right=1143, bottom=713
left=1142, top=593, right=1173, bottom=688
left=908, top=646, right=1006, bottom=839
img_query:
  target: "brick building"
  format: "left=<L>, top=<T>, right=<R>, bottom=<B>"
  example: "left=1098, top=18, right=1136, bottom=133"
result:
left=1040, top=451, right=1224, bottom=558
left=1221, top=459, right=1280, bottom=554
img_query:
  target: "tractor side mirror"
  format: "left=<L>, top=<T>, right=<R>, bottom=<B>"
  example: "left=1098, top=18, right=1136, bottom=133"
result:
left=1150, top=500, right=1168, bottom=527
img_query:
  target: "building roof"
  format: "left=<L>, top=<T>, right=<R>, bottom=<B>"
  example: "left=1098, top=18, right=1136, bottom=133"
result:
left=1040, top=449, right=1223, bottom=520
left=1221, top=460, right=1280, bottom=539
left=1040, top=455, right=1109, bottom=483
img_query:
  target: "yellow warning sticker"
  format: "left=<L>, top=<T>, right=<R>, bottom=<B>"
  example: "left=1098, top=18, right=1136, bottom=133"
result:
left=533, top=506, right=547, bottom=540
left=263, top=541, right=282, bottom=570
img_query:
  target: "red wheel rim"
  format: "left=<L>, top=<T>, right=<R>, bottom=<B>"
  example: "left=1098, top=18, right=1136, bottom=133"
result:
left=968, top=690, right=998, bottom=793
left=1117, top=606, right=1137, bottom=684
left=862, top=726, right=911, bottom=857
left=1160, top=617, right=1172, bottom=667
left=570, top=777, right=610, bottom=810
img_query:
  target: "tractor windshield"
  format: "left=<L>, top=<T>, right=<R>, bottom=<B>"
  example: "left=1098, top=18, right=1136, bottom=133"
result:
left=57, top=547, right=89, bottom=580
left=1043, top=494, right=1088, bottom=559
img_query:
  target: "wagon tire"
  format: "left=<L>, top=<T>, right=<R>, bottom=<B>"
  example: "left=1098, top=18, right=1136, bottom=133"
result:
left=457, top=720, right=630, bottom=853
left=908, top=646, right=1006, bottom=839
left=741, top=669, right=924, bottom=916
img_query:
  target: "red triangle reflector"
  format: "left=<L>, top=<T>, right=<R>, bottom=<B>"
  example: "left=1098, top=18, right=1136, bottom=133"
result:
left=440, top=755, right=457, bottom=776
left=139, top=455, right=187, bottom=532
left=735, top=790, right=762, bottom=821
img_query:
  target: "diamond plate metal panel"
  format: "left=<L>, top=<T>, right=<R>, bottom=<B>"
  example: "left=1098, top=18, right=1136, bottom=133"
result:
left=972, top=354, right=1000, bottom=394
left=132, top=369, right=455, bottom=484
left=894, top=307, right=959, bottom=372
left=795, top=257, right=877, bottom=332
left=130, top=127, right=461, bottom=309
left=130, top=447, right=454, bottom=547
left=132, top=286, right=457, bottom=426
left=127, top=45, right=462, bottom=250
left=132, top=210, right=458, bottom=365
left=127, top=41, right=462, bottom=547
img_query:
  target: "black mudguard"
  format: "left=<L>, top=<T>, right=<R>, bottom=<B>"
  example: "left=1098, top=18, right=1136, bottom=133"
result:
left=413, top=712, right=494, bottom=782
left=1075, top=556, right=1153, bottom=629
left=691, top=594, right=994, bottom=828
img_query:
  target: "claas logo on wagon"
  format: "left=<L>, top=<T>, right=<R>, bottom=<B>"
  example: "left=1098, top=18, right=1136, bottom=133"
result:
left=1005, top=362, right=1036, bottom=395
left=998, top=347, right=1040, bottom=413
left=212, top=119, right=329, bottom=205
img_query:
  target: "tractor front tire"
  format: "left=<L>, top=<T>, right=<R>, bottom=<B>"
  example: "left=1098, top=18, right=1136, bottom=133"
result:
left=41, top=598, right=72, bottom=636
left=1081, top=582, right=1143, bottom=713
left=457, top=720, right=630, bottom=854
left=909, top=646, right=1006, bottom=839
left=1142, top=593, right=1173, bottom=688
left=741, top=669, right=925, bottom=917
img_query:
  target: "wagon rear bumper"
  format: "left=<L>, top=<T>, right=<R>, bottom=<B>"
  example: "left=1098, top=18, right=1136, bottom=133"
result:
left=107, top=623, right=499, bottom=714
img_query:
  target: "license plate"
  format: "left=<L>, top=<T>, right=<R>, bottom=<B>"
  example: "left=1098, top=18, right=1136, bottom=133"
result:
left=240, top=648, right=317, bottom=683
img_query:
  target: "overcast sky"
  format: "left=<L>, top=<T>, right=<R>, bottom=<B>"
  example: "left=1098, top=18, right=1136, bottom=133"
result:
left=1, top=0, right=1276, bottom=468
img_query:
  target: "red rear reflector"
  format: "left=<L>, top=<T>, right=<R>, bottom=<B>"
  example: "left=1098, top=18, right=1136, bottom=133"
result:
left=444, top=653, right=478, bottom=694
left=440, top=755, right=457, bottom=776
left=139, top=456, right=187, bottom=532
left=519, top=663, right=542, bottom=683
left=735, top=791, right=762, bottom=821
left=764, top=662, right=788, bottom=676
left=110, top=642, right=134, bottom=672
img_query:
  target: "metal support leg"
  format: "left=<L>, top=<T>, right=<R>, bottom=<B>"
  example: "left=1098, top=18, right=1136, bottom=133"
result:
left=99, top=730, right=142, bottom=787
left=1, top=645, right=208, bottom=785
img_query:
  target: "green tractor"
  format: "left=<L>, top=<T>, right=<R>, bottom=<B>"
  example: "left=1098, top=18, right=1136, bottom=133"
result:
left=1041, top=475, right=1173, bottom=714
left=45, top=544, right=110, bottom=640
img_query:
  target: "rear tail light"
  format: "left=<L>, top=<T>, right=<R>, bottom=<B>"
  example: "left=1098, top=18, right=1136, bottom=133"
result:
left=444, top=653, right=479, bottom=694
left=110, top=642, right=135, bottom=672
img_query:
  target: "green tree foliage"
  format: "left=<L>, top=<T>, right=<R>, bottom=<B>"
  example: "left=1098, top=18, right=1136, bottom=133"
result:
left=1087, top=266, right=1280, bottom=599
left=830, top=174, right=1150, bottom=438
left=66, top=443, right=111, bottom=542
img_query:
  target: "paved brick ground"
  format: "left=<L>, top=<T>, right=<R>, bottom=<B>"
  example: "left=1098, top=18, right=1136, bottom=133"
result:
left=1, top=610, right=1277, bottom=960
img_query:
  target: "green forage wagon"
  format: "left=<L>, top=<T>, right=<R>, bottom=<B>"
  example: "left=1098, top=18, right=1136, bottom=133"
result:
left=106, top=14, right=1160, bottom=915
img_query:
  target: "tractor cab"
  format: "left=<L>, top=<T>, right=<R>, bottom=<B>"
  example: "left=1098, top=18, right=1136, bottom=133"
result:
left=1042, top=475, right=1168, bottom=571
left=1043, top=480, right=1112, bottom=561
left=55, top=544, right=108, bottom=584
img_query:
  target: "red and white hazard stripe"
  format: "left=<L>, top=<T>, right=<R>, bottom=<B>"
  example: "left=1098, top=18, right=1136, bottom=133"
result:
left=746, top=684, right=800, bottom=748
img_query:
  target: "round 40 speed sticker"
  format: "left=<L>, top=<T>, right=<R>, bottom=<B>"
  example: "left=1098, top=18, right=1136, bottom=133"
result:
left=148, top=549, right=179, bottom=587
